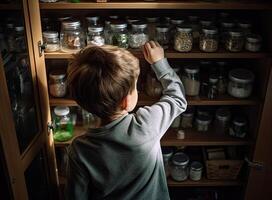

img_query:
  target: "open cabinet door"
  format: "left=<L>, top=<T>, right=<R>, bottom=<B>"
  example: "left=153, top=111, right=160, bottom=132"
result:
left=0, top=0, right=58, bottom=199
left=245, top=66, right=272, bottom=200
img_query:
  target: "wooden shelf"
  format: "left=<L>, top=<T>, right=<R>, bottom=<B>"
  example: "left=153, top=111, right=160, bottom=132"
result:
left=44, top=50, right=269, bottom=60
left=50, top=94, right=259, bottom=107
left=40, top=1, right=272, bottom=10
left=54, top=126, right=252, bottom=147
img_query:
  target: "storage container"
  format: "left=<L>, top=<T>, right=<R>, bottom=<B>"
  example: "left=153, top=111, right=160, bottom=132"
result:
left=129, top=22, right=149, bottom=49
left=170, top=152, right=190, bottom=181
left=174, top=26, right=193, bottom=52
left=110, top=22, right=128, bottom=49
left=181, top=65, right=200, bottom=96
left=43, top=31, right=60, bottom=52
left=49, top=70, right=67, bottom=98
left=87, top=26, right=105, bottom=46
left=199, top=27, right=218, bottom=52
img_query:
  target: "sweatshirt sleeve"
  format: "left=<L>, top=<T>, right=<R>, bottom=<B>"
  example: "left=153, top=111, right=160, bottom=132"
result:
left=134, top=58, right=187, bottom=140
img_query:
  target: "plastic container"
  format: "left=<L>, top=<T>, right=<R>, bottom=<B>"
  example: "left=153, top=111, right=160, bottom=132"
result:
left=199, top=27, right=218, bottom=52
left=174, top=26, right=193, bottom=52
left=225, top=30, right=244, bottom=52
left=128, top=22, right=149, bottom=49
left=110, top=22, right=128, bottom=49
left=189, top=161, right=203, bottom=181
left=155, top=25, right=170, bottom=49
left=170, top=152, right=190, bottom=181
left=195, top=115, right=212, bottom=132
left=53, top=106, right=74, bottom=142
left=245, top=34, right=262, bottom=52
left=87, top=25, right=105, bottom=46
left=60, top=19, right=85, bottom=53
left=229, top=116, right=247, bottom=138
left=43, top=31, right=60, bottom=52
left=214, top=108, right=231, bottom=135
left=181, top=65, right=200, bottom=96
left=228, top=68, right=254, bottom=98
left=49, top=70, right=67, bottom=98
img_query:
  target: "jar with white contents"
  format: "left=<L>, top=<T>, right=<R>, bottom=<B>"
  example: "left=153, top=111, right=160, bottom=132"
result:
left=245, top=34, right=262, bottom=52
left=170, top=152, right=190, bottom=181
left=129, top=22, right=149, bottom=49
left=174, top=26, right=193, bottom=52
left=87, top=26, right=105, bottom=46
left=43, top=31, right=60, bottom=52
left=49, top=70, right=67, bottom=98
left=189, top=161, right=203, bottom=181
left=181, top=65, right=200, bottom=96
left=195, top=114, right=212, bottom=132
left=228, top=68, right=254, bottom=98
left=180, top=108, right=194, bottom=129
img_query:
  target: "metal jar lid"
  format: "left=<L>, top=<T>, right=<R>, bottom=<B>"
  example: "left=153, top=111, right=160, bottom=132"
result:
left=216, top=108, right=231, bottom=121
left=49, top=70, right=66, bottom=80
left=228, top=29, right=243, bottom=37
left=221, top=20, right=235, bottom=28
left=58, top=16, right=71, bottom=22
left=237, top=21, right=252, bottom=29
left=146, top=17, right=159, bottom=23
left=127, top=17, right=140, bottom=24
left=202, top=27, right=218, bottom=35
left=109, top=15, right=119, bottom=20
left=43, top=31, right=59, bottom=38
left=162, top=147, right=174, bottom=158
left=200, top=19, right=213, bottom=27
left=196, top=115, right=212, bottom=125
left=184, top=65, right=199, bottom=74
left=156, top=25, right=169, bottom=32
left=233, top=116, right=247, bottom=126
left=190, top=161, right=203, bottom=171
left=132, top=21, right=148, bottom=29
left=209, top=74, right=219, bottom=84
left=172, top=152, right=189, bottom=166
left=54, top=106, right=70, bottom=117
left=171, top=18, right=185, bottom=25
left=62, top=20, right=81, bottom=30
left=86, top=16, right=100, bottom=22
left=88, top=26, right=104, bottom=33
left=110, top=22, right=127, bottom=29
left=176, top=26, right=192, bottom=33
left=246, top=34, right=262, bottom=43
left=228, top=68, right=255, bottom=84
left=15, top=26, right=24, bottom=32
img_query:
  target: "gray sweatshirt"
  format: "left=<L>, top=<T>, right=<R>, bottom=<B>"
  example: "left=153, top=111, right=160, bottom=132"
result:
left=65, top=58, right=187, bottom=200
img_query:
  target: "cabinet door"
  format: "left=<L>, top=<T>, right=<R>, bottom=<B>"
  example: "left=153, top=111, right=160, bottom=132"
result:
left=0, top=0, right=58, bottom=199
left=245, top=67, right=272, bottom=200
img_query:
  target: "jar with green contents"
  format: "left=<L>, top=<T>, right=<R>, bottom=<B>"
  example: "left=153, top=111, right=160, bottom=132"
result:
left=53, top=106, right=74, bottom=142
left=110, top=22, right=128, bottom=49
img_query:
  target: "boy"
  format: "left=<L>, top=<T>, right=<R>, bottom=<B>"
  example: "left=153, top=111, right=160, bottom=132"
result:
left=66, top=41, right=187, bottom=200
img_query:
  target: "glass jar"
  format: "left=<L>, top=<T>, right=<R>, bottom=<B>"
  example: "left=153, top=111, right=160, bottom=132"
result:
left=14, top=26, right=26, bottom=53
left=217, top=63, right=228, bottom=95
left=171, top=115, right=181, bottom=128
left=60, top=20, right=85, bottom=53
left=207, top=74, right=218, bottom=99
left=128, top=22, right=149, bottom=49
left=104, top=19, right=112, bottom=45
left=189, top=161, right=203, bottom=181
left=200, top=19, right=213, bottom=28
left=181, top=65, right=200, bottom=96
left=245, top=34, right=262, bottom=52
left=170, top=18, right=185, bottom=44
left=225, top=30, right=244, bottom=52
left=214, top=108, right=231, bottom=135
left=85, top=16, right=100, bottom=26
left=43, top=31, right=60, bottom=52
left=228, top=68, right=254, bottom=98
left=199, top=27, right=218, bottom=52
left=174, top=26, right=193, bottom=52
left=110, top=22, right=129, bottom=49
left=145, top=72, right=162, bottom=97
left=57, top=16, right=71, bottom=33
left=170, top=152, right=190, bottom=181
left=237, top=21, right=252, bottom=36
left=53, top=106, right=74, bottom=142
left=195, top=114, right=212, bottom=132
left=155, top=26, right=170, bottom=49
left=146, top=17, right=159, bottom=40
left=82, top=109, right=97, bottom=129
left=180, top=108, right=194, bottom=129
left=87, top=26, right=105, bottom=46
left=162, top=147, right=174, bottom=177
left=229, top=116, right=247, bottom=138
left=49, top=70, right=67, bottom=98
left=220, top=20, right=235, bottom=44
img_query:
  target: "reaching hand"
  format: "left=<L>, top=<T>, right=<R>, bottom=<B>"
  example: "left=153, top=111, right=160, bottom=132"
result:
left=143, top=41, right=164, bottom=65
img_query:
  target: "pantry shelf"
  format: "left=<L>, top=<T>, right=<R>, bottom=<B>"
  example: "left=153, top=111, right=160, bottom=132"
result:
left=44, top=50, right=269, bottom=59
left=39, top=0, right=272, bottom=10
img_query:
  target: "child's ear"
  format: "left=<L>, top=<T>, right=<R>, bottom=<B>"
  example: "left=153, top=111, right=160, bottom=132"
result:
left=121, top=95, right=129, bottom=110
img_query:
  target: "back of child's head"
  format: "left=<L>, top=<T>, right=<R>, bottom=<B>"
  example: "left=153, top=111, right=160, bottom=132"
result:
left=67, top=45, right=140, bottom=121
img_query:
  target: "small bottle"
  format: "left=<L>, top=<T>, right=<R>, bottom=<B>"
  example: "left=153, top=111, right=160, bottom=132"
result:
left=207, top=74, right=218, bottom=99
left=189, top=161, right=203, bottom=181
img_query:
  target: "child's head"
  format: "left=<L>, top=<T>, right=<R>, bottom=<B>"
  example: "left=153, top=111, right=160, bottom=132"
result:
left=67, top=45, right=140, bottom=121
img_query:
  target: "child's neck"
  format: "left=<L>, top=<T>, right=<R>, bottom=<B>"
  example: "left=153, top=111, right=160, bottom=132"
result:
left=99, top=110, right=128, bottom=127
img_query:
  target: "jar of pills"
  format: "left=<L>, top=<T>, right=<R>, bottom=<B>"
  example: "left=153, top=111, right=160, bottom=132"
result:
left=180, top=108, right=194, bottom=129
left=207, top=74, right=218, bottom=99
left=195, top=114, right=212, bottom=132
left=229, top=116, right=247, bottom=138
left=189, top=161, right=203, bottom=181
left=225, top=30, right=244, bottom=52
left=228, top=68, right=254, bottom=98
left=199, top=27, right=218, bottom=52
left=214, top=108, right=231, bottom=135
left=49, top=70, right=67, bottom=98
left=110, top=22, right=129, bottom=49
left=43, top=31, right=60, bottom=52
left=87, top=26, right=105, bottom=46
left=170, top=152, right=190, bottom=181
left=60, top=19, right=85, bottom=53
left=155, top=25, right=170, bottom=49
left=245, top=34, right=262, bottom=52
left=181, top=65, right=200, bottom=96
left=174, top=26, right=193, bottom=52
left=129, top=22, right=149, bottom=49
left=162, top=147, right=174, bottom=177
left=53, top=106, right=74, bottom=142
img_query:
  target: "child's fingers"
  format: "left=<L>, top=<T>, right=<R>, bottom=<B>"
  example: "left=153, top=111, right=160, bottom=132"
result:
left=143, top=43, right=151, bottom=61
left=154, top=41, right=161, bottom=47
left=149, top=41, right=156, bottom=48
left=145, top=42, right=153, bottom=53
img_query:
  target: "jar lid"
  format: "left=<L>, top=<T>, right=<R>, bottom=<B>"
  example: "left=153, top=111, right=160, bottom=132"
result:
left=237, top=21, right=252, bottom=29
left=176, top=26, right=192, bottom=33
left=127, top=17, right=140, bottom=24
left=57, top=16, right=71, bottom=22
left=229, top=68, right=255, bottom=84
left=200, top=19, right=213, bottom=27
left=6, top=23, right=14, bottom=29
left=109, top=15, right=119, bottom=20
left=196, top=115, right=212, bottom=125
left=145, top=17, right=159, bottom=23
left=182, top=111, right=194, bottom=117
left=88, top=26, right=104, bottom=32
left=209, top=74, right=219, bottom=83
left=162, top=147, right=174, bottom=158
left=197, top=107, right=210, bottom=117
left=110, top=22, right=127, bottom=29
left=184, top=65, right=199, bottom=74
left=172, top=152, right=189, bottom=166
left=228, top=29, right=243, bottom=37
left=188, top=15, right=199, bottom=22
left=171, top=18, right=185, bottom=25
left=246, top=34, right=262, bottom=43
left=62, top=20, right=81, bottom=29
left=202, top=27, right=218, bottom=34
left=54, top=106, right=70, bottom=116
left=156, top=26, right=169, bottom=32
left=221, top=21, right=235, bottom=28
left=190, top=161, right=203, bottom=170
left=132, top=21, right=148, bottom=29
left=15, top=26, right=24, bottom=32
left=43, top=31, right=59, bottom=38
left=49, top=70, right=66, bottom=80
left=233, top=116, right=247, bottom=126
left=85, top=16, right=100, bottom=22
left=216, top=108, right=231, bottom=121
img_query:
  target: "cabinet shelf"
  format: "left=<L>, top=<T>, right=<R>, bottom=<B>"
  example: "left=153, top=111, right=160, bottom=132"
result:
left=44, top=50, right=269, bottom=60
left=50, top=95, right=259, bottom=107
left=39, top=1, right=272, bottom=10
left=54, top=126, right=252, bottom=147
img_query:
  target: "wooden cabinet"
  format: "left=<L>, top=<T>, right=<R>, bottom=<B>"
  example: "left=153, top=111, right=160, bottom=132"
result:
left=1, top=0, right=272, bottom=199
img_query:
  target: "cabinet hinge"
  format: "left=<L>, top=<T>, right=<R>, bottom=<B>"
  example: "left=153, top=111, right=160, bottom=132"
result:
left=245, top=157, right=264, bottom=170
left=38, top=41, right=47, bottom=57
left=47, top=122, right=54, bottom=134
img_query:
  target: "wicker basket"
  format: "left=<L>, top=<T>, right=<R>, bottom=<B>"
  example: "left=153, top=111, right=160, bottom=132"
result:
left=203, top=148, right=244, bottom=180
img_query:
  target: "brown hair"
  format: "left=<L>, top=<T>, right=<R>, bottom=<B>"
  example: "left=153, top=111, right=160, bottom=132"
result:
left=67, top=45, right=140, bottom=121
